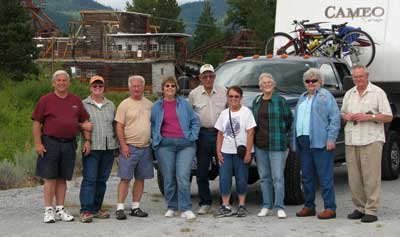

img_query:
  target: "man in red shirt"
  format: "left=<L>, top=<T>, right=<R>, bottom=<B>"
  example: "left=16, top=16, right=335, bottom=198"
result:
left=32, top=70, right=91, bottom=223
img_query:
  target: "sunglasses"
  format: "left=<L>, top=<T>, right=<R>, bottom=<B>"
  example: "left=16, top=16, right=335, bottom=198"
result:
left=164, top=84, right=176, bottom=88
left=91, top=84, right=104, bottom=88
left=228, top=95, right=240, bottom=99
left=305, top=79, right=319, bottom=84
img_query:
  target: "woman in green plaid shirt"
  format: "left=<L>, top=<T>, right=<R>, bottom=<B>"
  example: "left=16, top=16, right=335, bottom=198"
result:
left=252, top=73, right=293, bottom=219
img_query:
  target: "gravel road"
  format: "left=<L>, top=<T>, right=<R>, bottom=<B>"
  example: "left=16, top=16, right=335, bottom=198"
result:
left=1, top=165, right=400, bottom=237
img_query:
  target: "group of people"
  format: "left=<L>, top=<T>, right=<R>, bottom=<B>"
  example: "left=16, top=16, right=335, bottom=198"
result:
left=32, top=62, right=392, bottom=224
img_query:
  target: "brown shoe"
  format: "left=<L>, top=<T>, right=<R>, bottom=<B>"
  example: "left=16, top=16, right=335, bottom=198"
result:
left=296, top=207, right=316, bottom=217
left=93, top=209, right=110, bottom=219
left=318, top=209, right=336, bottom=219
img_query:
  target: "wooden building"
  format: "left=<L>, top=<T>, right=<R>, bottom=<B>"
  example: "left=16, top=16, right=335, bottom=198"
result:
left=35, top=10, right=195, bottom=94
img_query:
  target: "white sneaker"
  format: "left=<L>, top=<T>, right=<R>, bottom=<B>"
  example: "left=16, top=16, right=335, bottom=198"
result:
left=165, top=209, right=176, bottom=218
left=197, top=205, right=211, bottom=215
left=44, top=208, right=55, bottom=223
left=257, top=208, right=272, bottom=217
left=55, top=208, right=74, bottom=222
left=180, top=210, right=196, bottom=220
left=277, top=209, right=287, bottom=219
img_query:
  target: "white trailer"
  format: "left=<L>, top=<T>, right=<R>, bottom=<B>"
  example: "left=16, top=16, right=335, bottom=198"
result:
left=274, top=0, right=400, bottom=83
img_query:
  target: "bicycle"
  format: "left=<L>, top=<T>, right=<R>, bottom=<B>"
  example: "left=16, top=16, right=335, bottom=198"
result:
left=265, top=20, right=376, bottom=67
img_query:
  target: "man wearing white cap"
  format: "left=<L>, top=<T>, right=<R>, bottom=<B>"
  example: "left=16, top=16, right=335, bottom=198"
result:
left=189, top=64, right=227, bottom=215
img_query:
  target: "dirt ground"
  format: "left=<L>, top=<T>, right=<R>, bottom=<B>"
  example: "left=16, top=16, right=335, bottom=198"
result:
left=1, top=165, right=400, bottom=237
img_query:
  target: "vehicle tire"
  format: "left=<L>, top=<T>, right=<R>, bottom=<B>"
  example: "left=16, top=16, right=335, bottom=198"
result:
left=340, top=29, right=376, bottom=67
left=381, top=131, right=400, bottom=180
left=265, top=32, right=299, bottom=56
left=156, top=168, right=165, bottom=195
left=284, top=151, right=304, bottom=205
left=247, top=166, right=260, bottom=185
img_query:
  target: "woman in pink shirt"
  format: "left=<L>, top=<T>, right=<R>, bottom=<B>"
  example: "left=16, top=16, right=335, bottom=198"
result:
left=151, top=76, right=200, bottom=220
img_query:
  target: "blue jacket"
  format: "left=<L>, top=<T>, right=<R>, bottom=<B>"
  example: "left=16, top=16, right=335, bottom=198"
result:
left=291, top=88, right=340, bottom=151
left=151, top=96, right=200, bottom=150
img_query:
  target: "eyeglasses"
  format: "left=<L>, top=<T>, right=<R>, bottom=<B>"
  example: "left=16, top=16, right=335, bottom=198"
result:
left=305, top=79, right=319, bottom=84
left=228, top=95, right=240, bottom=99
left=164, top=84, right=176, bottom=88
left=91, top=84, right=104, bottom=88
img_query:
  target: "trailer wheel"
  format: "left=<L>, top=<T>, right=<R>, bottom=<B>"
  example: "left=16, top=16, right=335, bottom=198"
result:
left=382, top=131, right=400, bottom=180
left=284, top=151, right=304, bottom=205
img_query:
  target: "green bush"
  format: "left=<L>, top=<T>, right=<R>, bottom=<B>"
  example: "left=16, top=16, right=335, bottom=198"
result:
left=14, top=150, right=37, bottom=177
left=0, top=160, right=26, bottom=189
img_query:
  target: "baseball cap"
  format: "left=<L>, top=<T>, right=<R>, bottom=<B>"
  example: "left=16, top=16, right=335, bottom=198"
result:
left=200, top=64, right=215, bottom=74
left=89, top=75, right=104, bottom=85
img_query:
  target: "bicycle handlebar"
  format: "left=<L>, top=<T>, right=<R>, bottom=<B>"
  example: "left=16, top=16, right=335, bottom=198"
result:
left=293, top=20, right=309, bottom=25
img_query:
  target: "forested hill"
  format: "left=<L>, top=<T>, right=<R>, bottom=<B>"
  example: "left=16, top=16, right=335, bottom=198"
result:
left=42, top=0, right=227, bottom=35
left=180, top=0, right=228, bottom=34
left=43, top=0, right=112, bottom=33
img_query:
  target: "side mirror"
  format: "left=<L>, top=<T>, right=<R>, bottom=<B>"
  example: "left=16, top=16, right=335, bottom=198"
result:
left=343, top=76, right=354, bottom=91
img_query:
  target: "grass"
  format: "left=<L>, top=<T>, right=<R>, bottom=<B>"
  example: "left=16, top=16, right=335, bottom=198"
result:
left=0, top=65, right=156, bottom=189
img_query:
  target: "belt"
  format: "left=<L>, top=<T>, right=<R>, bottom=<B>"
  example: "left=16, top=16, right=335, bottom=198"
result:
left=43, top=135, right=75, bottom=143
left=200, top=127, right=218, bottom=133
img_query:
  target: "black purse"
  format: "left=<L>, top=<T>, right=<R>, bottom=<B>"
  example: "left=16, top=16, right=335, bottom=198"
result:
left=229, top=108, right=247, bottom=159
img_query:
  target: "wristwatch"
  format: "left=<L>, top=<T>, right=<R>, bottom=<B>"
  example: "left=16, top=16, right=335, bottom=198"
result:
left=372, top=114, right=376, bottom=120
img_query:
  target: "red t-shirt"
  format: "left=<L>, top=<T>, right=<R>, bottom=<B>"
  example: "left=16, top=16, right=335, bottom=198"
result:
left=32, top=92, right=89, bottom=140
left=161, top=100, right=184, bottom=138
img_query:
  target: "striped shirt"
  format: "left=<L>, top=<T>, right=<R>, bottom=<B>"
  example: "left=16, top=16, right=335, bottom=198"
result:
left=252, top=93, right=293, bottom=151
left=83, top=96, right=119, bottom=150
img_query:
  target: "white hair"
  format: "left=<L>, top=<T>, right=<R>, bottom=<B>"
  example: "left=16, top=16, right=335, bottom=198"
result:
left=128, top=75, right=145, bottom=87
left=303, top=68, right=324, bottom=85
left=258, top=72, right=275, bottom=87
left=52, top=70, right=70, bottom=81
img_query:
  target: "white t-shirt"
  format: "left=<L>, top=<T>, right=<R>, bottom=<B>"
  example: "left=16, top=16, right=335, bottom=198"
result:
left=214, top=106, right=257, bottom=154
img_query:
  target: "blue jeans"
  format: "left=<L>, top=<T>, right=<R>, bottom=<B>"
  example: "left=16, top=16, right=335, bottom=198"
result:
left=255, top=147, right=288, bottom=210
left=80, top=150, right=114, bottom=214
left=156, top=137, right=196, bottom=212
left=297, top=136, right=336, bottom=211
left=219, top=153, right=249, bottom=196
left=196, top=130, right=218, bottom=206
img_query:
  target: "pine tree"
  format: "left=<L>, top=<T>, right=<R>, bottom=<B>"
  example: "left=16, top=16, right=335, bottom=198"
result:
left=127, top=0, right=185, bottom=33
left=225, top=0, right=276, bottom=44
left=0, top=0, right=37, bottom=80
left=193, top=1, right=219, bottom=48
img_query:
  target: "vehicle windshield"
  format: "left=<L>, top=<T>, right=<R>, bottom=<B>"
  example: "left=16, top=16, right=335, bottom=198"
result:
left=215, top=60, right=314, bottom=94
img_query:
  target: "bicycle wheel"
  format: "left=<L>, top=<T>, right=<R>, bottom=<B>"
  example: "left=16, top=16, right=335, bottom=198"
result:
left=265, top=32, right=299, bottom=56
left=340, top=29, right=376, bottom=67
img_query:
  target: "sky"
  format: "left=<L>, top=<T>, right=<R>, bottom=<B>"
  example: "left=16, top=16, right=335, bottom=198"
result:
left=95, top=0, right=198, bottom=10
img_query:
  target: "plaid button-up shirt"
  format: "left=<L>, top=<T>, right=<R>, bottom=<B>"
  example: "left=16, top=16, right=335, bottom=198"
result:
left=82, top=96, right=119, bottom=150
left=252, top=93, right=293, bottom=151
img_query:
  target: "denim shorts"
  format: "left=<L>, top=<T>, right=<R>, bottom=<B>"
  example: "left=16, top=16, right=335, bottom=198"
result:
left=118, top=145, right=154, bottom=180
left=35, top=135, right=77, bottom=180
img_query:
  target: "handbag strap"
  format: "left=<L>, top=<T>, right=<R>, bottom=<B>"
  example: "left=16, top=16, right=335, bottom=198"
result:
left=228, top=108, right=238, bottom=149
